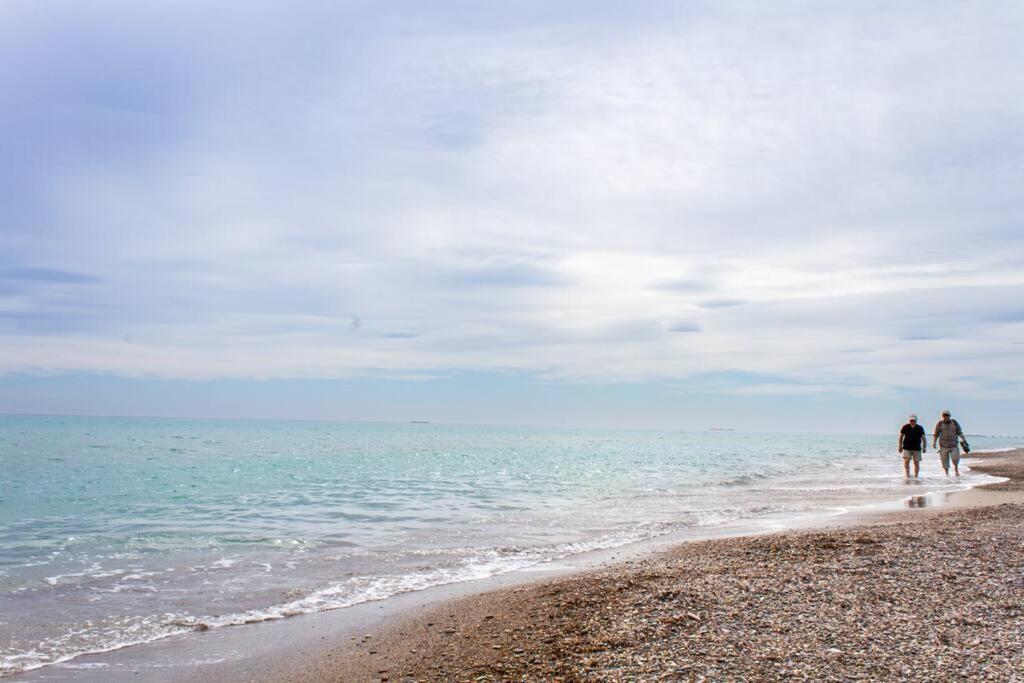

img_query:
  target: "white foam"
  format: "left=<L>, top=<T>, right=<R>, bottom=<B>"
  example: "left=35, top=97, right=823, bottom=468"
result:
left=207, top=558, right=237, bottom=569
left=192, top=531, right=664, bottom=630
left=43, top=563, right=106, bottom=586
left=0, top=617, right=192, bottom=677
left=3, top=530, right=669, bottom=676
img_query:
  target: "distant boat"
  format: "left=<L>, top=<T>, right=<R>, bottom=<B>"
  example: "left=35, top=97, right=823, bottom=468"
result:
left=410, top=420, right=431, bottom=424
left=709, top=427, right=736, bottom=431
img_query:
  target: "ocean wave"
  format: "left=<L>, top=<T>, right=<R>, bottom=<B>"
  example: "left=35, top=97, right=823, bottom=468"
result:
left=0, top=529, right=669, bottom=677
left=0, top=615, right=193, bottom=677
left=188, top=529, right=669, bottom=629
left=717, top=472, right=772, bottom=487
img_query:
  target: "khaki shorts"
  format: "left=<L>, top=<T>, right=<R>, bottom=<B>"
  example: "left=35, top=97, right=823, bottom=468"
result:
left=939, top=446, right=960, bottom=470
left=902, top=449, right=921, bottom=463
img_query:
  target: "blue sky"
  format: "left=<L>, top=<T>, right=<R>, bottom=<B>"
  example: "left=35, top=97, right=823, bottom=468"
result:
left=2, top=1, right=1023, bottom=433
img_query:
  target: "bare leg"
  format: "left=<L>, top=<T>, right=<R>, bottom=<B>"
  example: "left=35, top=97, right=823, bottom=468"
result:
left=903, top=458, right=910, bottom=478
left=913, top=459, right=920, bottom=477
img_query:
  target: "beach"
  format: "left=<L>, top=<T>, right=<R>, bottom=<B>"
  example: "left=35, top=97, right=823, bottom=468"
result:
left=4, top=428, right=1022, bottom=681
left=8, top=1, right=1024, bottom=679
left=273, top=449, right=1024, bottom=682
left=8, top=0, right=1024, bottom=677
left=15, top=419, right=1002, bottom=678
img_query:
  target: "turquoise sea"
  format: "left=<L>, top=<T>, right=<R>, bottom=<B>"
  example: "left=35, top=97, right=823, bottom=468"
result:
left=0, top=415, right=1013, bottom=676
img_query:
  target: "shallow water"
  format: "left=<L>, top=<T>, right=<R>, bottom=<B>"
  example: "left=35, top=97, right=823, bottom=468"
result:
left=0, top=415, right=1013, bottom=676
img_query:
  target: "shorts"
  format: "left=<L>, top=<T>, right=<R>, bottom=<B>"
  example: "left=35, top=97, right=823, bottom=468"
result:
left=902, top=449, right=921, bottom=463
left=939, top=446, right=960, bottom=470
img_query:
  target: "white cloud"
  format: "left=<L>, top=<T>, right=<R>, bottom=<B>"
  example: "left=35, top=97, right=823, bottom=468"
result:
left=2, top=1, right=1023, bottom=400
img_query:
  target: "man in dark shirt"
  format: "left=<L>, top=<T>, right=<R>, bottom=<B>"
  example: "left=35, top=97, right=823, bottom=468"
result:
left=898, top=414, right=926, bottom=478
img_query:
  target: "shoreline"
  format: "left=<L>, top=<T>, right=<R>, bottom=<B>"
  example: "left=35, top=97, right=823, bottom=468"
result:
left=9, top=450, right=1021, bottom=681
left=271, top=449, right=1024, bottom=682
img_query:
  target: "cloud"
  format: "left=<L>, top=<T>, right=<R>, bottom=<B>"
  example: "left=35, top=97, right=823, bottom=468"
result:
left=699, top=298, right=747, bottom=309
left=651, top=278, right=709, bottom=292
left=1, top=1, right=1023, bottom=402
left=900, top=334, right=950, bottom=342
left=984, top=308, right=1024, bottom=323
left=0, top=310, right=101, bottom=334
left=0, top=268, right=100, bottom=285
left=440, top=262, right=570, bottom=288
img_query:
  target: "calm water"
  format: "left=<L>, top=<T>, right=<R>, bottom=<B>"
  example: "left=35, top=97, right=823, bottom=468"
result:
left=0, top=415, right=1013, bottom=676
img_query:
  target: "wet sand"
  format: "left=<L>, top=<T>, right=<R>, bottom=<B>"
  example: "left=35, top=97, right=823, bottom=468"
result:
left=272, top=450, right=1024, bottom=682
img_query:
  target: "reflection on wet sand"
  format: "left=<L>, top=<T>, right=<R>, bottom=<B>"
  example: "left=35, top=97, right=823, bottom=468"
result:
left=905, top=490, right=951, bottom=508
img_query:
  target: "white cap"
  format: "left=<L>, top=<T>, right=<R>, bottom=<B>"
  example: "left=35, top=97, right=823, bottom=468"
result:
left=908, top=414, right=917, bottom=420
left=942, top=409, right=951, bottom=416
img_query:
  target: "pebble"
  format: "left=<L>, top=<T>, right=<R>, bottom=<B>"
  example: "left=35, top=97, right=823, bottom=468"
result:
left=335, top=453, right=1024, bottom=683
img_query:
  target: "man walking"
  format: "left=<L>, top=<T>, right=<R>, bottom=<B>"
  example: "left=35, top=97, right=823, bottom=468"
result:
left=898, top=414, right=926, bottom=478
left=933, top=410, right=965, bottom=476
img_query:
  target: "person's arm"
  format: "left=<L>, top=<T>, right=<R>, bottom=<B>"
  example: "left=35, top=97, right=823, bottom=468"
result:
left=921, top=428, right=926, bottom=453
left=898, top=432, right=904, bottom=452
left=955, top=420, right=964, bottom=438
left=932, top=424, right=939, bottom=449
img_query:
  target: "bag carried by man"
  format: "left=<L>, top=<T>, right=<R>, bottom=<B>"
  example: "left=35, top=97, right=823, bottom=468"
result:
left=950, top=418, right=970, bottom=453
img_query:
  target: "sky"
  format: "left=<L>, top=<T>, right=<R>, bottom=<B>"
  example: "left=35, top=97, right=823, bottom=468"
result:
left=1, top=1, right=1023, bottom=433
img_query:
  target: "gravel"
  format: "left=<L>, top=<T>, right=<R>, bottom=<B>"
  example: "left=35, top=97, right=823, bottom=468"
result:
left=289, top=450, right=1024, bottom=682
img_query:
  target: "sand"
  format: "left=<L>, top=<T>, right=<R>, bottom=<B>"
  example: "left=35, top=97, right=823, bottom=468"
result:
left=268, top=450, right=1024, bottom=682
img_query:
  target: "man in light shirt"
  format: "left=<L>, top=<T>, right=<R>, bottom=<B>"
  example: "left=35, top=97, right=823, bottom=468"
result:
left=932, top=410, right=965, bottom=476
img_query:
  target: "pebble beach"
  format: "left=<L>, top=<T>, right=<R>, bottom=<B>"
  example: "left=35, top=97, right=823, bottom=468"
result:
left=274, top=450, right=1024, bottom=682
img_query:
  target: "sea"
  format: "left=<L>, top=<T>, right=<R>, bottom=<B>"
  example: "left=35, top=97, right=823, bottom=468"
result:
left=0, top=415, right=1014, bottom=677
